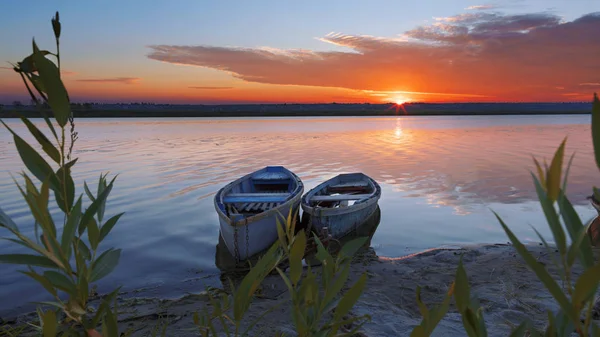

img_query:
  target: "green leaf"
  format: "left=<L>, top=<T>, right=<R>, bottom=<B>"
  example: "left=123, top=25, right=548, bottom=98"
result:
left=0, top=206, right=19, bottom=232
left=339, top=236, right=369, bottom=259
left=21, top=269, right=57, bottom=297
left=558, top=190, right=594, bottom=269
left=97, top=174, right=109, bottom=223
left=0, top=254, right=59, bottom=268
left=20, top=117, right=60, bottom=163
left=545, top=138, right=566, bottom=202
left=533, top=157, right=546, bottom=187
left=32, top=39, right=70, bottom=127
left=90, top=248, right=121, bottom=283
left=90, top=287, right=121, bottom=328
left=55, top=161, right=76, bottom=214
left=2, top=121, right=57, bottom=187
left=289, top=230, right=306, bottom=286
left=572, top=262, right=600, bottom=308
left=79, top=176, right=116, bottom=235
left=42, top=114, right=59, bottom=142
left=99, top=212, right=124, bottom=242
left=44, top=270, right=76, bottom=295
left=322, top=263, right=351, bottom=312
left=454, top=256, right=470, bottom=313
left=532, top=173, right=566, bottom=255
left=88, top=217, right=100, bottom=251
left=233, top=241, right=281, bottom=321
left=104, top=307, right=119, bottom=337
left=426, top=283, right=454, bottom=335
left=409, top=325, right=426, bottom=337
left=61, top=196, right=82, bottom=259
left=42, top=310, right=57, bottom=337
left=333, top=272, right=367, bottom=321
left=494, top=211, right=577, bottom=323
left=566, top=220, right=593, bottom=268
left=415, top=286, right=429, bottom=318
left=530, top=225, right=564, bottom=282
left=461, top=308, right=479, bottom=337
left=84, top=181, right=96, bottom=202
left=592, top=93, right=600, bottom=170
left=78, top=240, right=92, bottom=260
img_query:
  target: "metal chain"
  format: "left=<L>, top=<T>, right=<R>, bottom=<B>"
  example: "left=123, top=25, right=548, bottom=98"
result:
left=233, top=223, right=240, bottom=264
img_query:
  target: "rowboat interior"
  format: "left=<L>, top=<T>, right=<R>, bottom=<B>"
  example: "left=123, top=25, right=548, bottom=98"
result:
left=308, top=178, right=375, bottom=208
left=221, top=170, right=295, bottom=217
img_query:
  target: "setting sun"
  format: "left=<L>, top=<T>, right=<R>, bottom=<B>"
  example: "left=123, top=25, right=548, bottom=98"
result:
left=394, top=97, right=409, bottom=105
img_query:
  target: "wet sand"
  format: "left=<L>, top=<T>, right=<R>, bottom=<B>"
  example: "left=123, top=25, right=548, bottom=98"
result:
left=5, top=243, right=595, bottom=337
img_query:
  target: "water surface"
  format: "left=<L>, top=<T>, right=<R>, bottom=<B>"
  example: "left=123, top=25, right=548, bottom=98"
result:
left=0, top=115, right=598, bottom=316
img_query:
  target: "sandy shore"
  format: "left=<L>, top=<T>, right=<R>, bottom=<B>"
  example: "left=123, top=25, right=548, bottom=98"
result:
left=5, top=242, right=596, bottom=336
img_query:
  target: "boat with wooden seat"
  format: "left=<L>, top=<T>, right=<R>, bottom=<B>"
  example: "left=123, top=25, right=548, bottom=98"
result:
left=214, top=166, right=304, bottom=261
left=301, top=172, right=381, bottom=239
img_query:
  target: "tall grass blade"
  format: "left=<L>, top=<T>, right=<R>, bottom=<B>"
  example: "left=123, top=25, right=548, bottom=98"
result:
left=531, top=173, right=566, bottom=255
left=546, top=138, right=566, bottom=202
left=494, top=211, right=576, bottom=323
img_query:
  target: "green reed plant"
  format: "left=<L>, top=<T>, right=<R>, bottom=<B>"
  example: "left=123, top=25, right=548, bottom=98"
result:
left=0, top=12, right=124, bottom=337
left=408, top=94, right=600, bottom=337
left=192, top=209, right=371, bottom=337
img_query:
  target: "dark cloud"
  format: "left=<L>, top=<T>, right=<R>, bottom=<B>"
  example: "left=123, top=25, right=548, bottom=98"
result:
left=147, top=11, right=600, bottom=101
left=76, top=77, right=141, bottom=84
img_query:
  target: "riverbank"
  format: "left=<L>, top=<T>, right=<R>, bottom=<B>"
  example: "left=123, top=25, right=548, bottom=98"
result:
left=4, top=243, right=594, bottom=336
left=0, top=102, right=593, bottom=118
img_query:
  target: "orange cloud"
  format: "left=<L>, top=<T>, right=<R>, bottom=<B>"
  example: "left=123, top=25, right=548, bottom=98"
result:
left=147, top=11, right=600, bottom=102
left=76, top=77, right=141, bottom=85
left=189, top=86, right=233, bottom=90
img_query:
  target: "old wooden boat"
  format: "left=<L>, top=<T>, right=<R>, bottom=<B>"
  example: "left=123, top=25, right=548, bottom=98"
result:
left=214, top=166, right=303, bottom=261
left=301, top=173, right=381, bottom=239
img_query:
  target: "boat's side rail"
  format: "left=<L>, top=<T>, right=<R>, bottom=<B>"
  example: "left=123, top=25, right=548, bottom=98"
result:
left=310, top=194, right=372, bottom=202
left=223, top=192, right=291, bottom=203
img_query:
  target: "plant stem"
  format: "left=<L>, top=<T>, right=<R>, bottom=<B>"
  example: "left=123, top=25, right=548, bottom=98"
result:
left=56, top=38, right=60, bottom=73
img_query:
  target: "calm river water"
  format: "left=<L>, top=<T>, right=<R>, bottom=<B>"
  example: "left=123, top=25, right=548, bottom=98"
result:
left=0, top=115, right=598, bottom=316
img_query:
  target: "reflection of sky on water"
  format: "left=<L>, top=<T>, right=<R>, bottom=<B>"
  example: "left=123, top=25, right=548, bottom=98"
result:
left=0, top=115, right=598, bottom=315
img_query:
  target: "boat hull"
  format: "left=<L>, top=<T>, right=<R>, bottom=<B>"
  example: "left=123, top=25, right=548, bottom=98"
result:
left=214, top=166, right=303, bottom=261
left=301, top=173, right=381, bottom=238
left=217, top=196, right=301, bottom=260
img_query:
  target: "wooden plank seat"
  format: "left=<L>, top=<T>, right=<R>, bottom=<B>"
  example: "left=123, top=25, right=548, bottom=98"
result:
left=231, top=202, right=280, bottom=213
left=310, top=194, right=372, bottom=202
left=223, top=192, right=291, bottom=204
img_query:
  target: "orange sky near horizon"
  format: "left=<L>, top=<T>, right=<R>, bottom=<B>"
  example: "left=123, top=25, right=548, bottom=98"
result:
left=1, top=6, right=600, bottom=104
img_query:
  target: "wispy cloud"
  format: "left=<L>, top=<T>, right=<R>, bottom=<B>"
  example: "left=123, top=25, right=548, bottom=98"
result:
left=466, top=4, right=497, bottom=10
left=76, top=77, right=141, bottom=84
left=189, top=86, right=234, bottom=90
left=579, top=82, right=600, bottom=86
left=147, top=11, right=600, bottom=101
